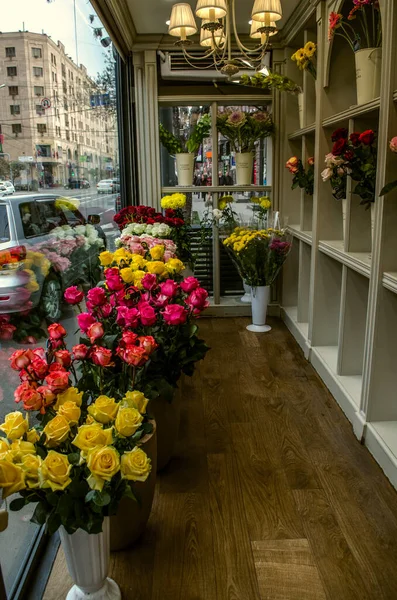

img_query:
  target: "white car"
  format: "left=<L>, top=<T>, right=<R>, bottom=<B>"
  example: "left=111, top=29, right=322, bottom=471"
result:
left=96, top=179, right=114, bottom=194
left=0, top=181, right=15, bottom=195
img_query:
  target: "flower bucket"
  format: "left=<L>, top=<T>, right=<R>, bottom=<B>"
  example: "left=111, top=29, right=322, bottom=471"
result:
left=371, top=202, right=375, bottom=253
left=59, top=517, right=121, bottom=600
left=247, top=285, right=271, bottom=333
left=110, top=420, right=157, bottom=551
left=176, top=153, right=194, bottom=186
left=241, top=282, right=251, bottom=303
left=298, top=92, right=304, bottom=129
left=342, top=198, right=347, bottom=240
left=235, top=152, right=253, bottom=186
left=150, top=386, right=182, bottom=471
left=355, top=48, right=382, bottom=105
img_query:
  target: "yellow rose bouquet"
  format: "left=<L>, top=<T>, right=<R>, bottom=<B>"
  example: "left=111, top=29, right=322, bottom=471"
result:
left=0, top=386, right=153, bottom=535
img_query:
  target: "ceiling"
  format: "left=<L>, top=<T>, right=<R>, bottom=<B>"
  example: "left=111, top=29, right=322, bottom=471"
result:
left=125, top=0, right=301, bottom=36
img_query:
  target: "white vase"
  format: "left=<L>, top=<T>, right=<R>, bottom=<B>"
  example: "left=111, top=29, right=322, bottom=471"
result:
left=247, top=285, right=271, bottom=332
left=235, top=152, right=253, bottom=186
left=297, top=92, right=304, bottom=129
left=342, top=198, right=347, bottom=240
left=59, top=518, right=121, bottom=600
left=370, top=202, right=375, bottom=253
left=240, top=282, right=251, bottom=303
left=175, top=153, right=194, bottom=186
left=355, top=48, right=382, bottom=105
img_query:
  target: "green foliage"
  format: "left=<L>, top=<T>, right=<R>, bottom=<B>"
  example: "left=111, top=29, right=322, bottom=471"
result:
left=159, top=113, right=211, bottom=155
left=159, top=123, right=183, bottom=154
left=0, top=158, right=25, bottom=182
left=240, top=72, right=301, bottom=95
left=216, top=110, right=275, bottom=153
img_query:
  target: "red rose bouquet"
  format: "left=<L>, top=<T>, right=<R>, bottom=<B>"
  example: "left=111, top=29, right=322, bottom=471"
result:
left=321, top=127, right=377, bottom=207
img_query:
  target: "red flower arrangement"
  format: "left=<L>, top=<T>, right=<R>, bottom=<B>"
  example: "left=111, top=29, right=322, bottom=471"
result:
left=321, top=127, right=377, bottom=206
left=114, top=205, right=184, bottom=231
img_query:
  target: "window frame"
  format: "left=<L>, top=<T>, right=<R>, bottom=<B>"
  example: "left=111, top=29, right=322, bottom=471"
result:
left=37, top=124, right=47, bottom=134
left=11, top=124, right=22, bottom=134
left=34, top=86, right=44, bottom=96
left=10, top=105, right=20, bottom=115
left=5, top=47, right=16, bottom=57
left=9, top=86, right=18, bottom=96
left=31, top=47, right=42, bottom=58
left=33, top=67, right=43, bottom=78
left=7, top=66, right=17, bottom=77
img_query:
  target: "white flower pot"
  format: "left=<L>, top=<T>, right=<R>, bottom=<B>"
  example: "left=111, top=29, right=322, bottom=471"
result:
left=355, top=48, right=382, bottom=105
left=241, top=282, right=251, bottom=303
left=247, top=285, right=271, bottom=333
left=235, top=152, right=253, bottom=186
left=297, top=92, right=304, bottom=129
left=370, top=202, right=375, bottom=254
left=342, top=198, right=347, bottom=240
left=175, top=153, right=194, bottom=186
left=59, top=518, right=121, bottom=600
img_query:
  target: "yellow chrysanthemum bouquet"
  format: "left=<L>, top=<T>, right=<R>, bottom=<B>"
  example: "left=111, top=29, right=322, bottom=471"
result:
left=291, top=41, right=317, bottom=79
left=223, top=214, right=292, bottom=287
left=0, top=384, right=152, bottom=535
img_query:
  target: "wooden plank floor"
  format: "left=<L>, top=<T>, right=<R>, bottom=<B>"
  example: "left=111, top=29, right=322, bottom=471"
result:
left=44, top=317, right=397, bottom=600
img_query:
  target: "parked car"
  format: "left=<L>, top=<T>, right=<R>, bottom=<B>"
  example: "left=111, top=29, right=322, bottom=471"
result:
left=0, top=194, right=106, bottom=322
left=0, top=185, right=9, bottom=198
left=96, top=179, right=115, bottom=194
left=64, top=179, right=90, bottom=190
left=0, top=181, right=15, bottom=195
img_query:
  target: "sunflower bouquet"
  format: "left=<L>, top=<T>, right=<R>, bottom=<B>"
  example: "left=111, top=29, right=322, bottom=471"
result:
left=291, top=41, right=317, bottom=79
left=223, top=215, right=292, bottom=288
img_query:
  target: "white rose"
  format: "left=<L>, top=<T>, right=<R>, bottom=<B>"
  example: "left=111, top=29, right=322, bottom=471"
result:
left=115, top=237, right=121, bottom=247
left=213, top=209, right=222, bottom=220
left=75, top=225, right=86, bottom=235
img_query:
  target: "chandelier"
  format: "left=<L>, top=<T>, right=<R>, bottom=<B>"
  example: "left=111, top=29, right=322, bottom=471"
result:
left=167, top=0, right=282, bottom=77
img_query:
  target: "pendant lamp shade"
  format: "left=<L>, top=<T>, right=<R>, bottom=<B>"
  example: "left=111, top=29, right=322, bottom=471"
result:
left=200, top=20, right=225, bottom=46
left=251, top=0, right=282, bottom=23
left=195, top=0, right=227, bottom=20
left=168, top=3, right=198, bottom=38
left=250, top=20, right=277, bottom=38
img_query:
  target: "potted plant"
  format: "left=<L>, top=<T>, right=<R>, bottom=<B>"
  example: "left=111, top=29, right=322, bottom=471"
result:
left=285, top=156, right=315, bottom=196
left=223, top=214, right=292, bottom=332
left=291, top=42, right=317, bottom=128
left=328, top=2, right=382, bottom=105
left=216, top=109, right=274, bottom=185
left=159, top=114, right=211, bottom=186
left=0, top=330, right=155, bottom=598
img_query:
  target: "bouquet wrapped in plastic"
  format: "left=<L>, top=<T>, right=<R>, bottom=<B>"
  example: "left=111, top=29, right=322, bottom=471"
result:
left=223, top=212, right=292, bottom=288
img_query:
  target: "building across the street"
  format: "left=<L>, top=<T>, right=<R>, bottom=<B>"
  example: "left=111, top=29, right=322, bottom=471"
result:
left=0, top=31, right=117, bottom=189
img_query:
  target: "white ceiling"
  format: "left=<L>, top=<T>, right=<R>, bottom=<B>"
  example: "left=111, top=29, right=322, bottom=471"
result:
left=126, top=0, right=301, bottom=36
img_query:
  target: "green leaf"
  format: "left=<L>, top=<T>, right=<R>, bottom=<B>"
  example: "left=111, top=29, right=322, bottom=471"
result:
left=68, top=453, right=80, bottom=466
left=46, top=493, right=59, bottom=507
left=57, top=494, right=74, bottom=518
left=47, top=512, right=62, bottom=535
left=380, top=180, right=397, bottom=196
left=31, top=502, right=48, bottom=525
left=9, top=497, right=26, bottom=511
left=85, top=490, right=97, bottom=503
left=93, top=490, right=111, bottom=506
left=123, top=485, right=137, bottom=503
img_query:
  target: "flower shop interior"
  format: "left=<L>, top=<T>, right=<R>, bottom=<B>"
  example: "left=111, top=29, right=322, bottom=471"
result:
left=2, top=0, right=397, bottom=599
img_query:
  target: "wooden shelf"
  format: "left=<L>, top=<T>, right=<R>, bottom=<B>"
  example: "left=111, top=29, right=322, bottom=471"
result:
left=281, top=305, right=310, bottom=357
left=382, top=272, right=397, bottom=294
left=318, top=240, right=371, bottom=278
left=322, top=98, right=380, bottom=128
left=287, top=123, right=316, bottom=140
left=311, top=346, right=362, bottom=420
left=365, top=422, right=397, bottom=490
left=288, top=224, right=313, bottom=245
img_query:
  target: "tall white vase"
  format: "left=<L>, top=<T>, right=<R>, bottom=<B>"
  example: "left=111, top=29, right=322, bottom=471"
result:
left=235, top=152, right=253, bottom=186
left=59, top=518, right=121, bottom=600
left=241, top=282, right=251, bottom=303
left=297, top=92, right=304, bottom=129
left=247, top=285, right=271, bottom=333
left=175, top=153, right=194, bottom=186
left=342, top=198, right=347, bottom=240
left=355, top=48, right=382, bottom=105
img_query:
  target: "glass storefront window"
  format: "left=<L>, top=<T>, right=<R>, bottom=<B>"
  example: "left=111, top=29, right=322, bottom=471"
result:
left=0, top=0, right=122, bottom=594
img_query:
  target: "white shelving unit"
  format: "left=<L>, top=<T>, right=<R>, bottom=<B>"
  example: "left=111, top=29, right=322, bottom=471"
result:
left=276, top=0, right=397, bottom=489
